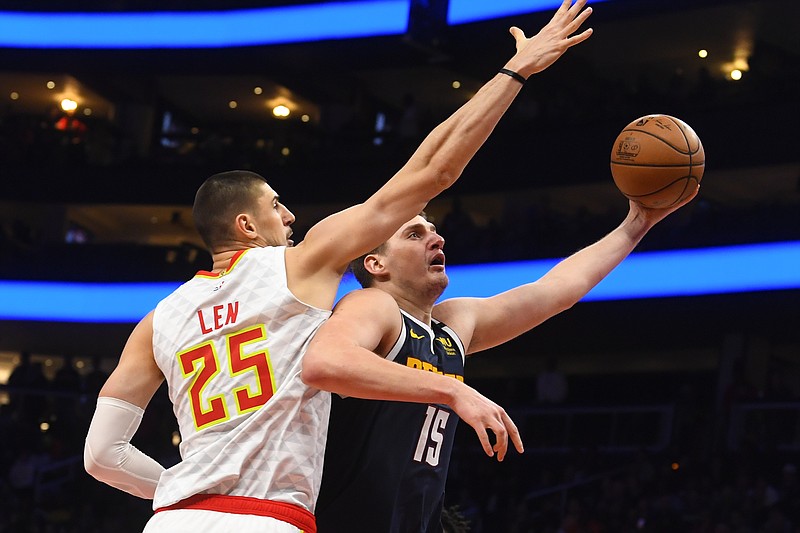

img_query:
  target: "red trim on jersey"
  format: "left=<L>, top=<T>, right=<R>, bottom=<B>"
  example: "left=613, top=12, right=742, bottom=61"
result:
left=155, top=494, right=316, bottom=532
left=225, top=249, right=248, bottom=272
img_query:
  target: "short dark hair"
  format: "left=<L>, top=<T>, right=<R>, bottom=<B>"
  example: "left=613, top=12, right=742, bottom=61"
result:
left=193, top=170, right=267, bottom=250
left=348, top=211, right=429, bottom=288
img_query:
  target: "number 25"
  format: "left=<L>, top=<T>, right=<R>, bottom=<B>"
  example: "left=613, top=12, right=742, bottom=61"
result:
left=177, top=325, right=275, bottom=430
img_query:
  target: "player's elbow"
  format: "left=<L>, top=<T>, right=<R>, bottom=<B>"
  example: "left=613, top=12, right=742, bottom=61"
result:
left=84, top=438, right=113, bottom=480
left=425, top=159, right=460, bottom=192
left=302, top=346, right=358, bottom=394
left=83, top=439, right=159, bottom=500
left=545, top=276, right=594, bottom=313
left=559, top=287, right=583, bottom=309
left=301, top=349, right=337, bottom=391
left=553, top=289, right=583, bottom=314
left=84, top=445, right=99, bottom=479
left=540, top=288, right=581, bottom=318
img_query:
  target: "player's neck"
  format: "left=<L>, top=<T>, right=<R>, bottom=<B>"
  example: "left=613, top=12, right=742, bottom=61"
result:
left=210, top=242, right=264, bottom=273
left=393, top=294, right=433, bottom=326
left=208, top=249, right=246, bottom=273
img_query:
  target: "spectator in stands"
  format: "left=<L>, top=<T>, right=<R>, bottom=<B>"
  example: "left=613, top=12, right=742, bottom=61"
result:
left=6, top=352, right=49, bottom=423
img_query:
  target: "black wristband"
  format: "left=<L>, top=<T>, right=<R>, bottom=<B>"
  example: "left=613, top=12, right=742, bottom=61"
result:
left=498, top=68, right=526, bottom=84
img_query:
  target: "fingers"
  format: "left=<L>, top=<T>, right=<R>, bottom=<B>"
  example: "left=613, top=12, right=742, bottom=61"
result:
left=508, top=26, right=526, bottom=42
left=562, top=3, right=593, bottom=46
left=628, top=185, right=699, bottom=226
left=554, top=0, right=589, bottom=27
left=565, top=0, right=588, bottom=19
left=492, top=422, right=508, bottom=462
left=570, top=3, right=593, bottom=25
left=566, top=4, right=594, bottom=47
left=502, top=410, right=525, bottom=454
left=470, top=414, right=508, bottom=460
left=565, top=27, right=594, bottom=48
left=509, top=25, right=527, bottom=51
left=566, top=6, right=593, bottom=36
left=515, top=0, right=591, bottom=42
left=474, top=426, right=494, bottom=458
left=490, top=410, right=524, bottom=461
left=475, top=419, right=509, bottom=459
left=458, top=388, right=523, bottom=461
left=471, top=410, right=524, bottom=463
left=553, top=0, right=593, bottom=40
left=556, top=0, right=576, bottom=18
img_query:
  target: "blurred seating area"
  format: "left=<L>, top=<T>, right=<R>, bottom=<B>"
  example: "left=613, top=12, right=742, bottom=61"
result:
left=446, top=373, right=800, bottom=532
left=1, top=38, right=797, bottom=284
left=1, top=34, right=797, bottom=208
left=1, top=356, right=798, bottom=532
left=1, top=186, right=798, bottom=283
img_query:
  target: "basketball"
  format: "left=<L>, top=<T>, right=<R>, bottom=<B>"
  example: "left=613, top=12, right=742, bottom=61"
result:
left=610, top=114, right=704, bottom=208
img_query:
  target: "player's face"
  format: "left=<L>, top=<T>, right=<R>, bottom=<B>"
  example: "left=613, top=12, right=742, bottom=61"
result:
left=381, top=215, right=448, bottom=296
left=253, top=182, right=295, bottom=247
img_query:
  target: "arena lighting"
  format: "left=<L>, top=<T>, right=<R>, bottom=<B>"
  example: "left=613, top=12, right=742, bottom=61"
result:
left=0, top=282, right=180, bottom=323
left=447, top=0, right=607, bottom=25
left=0, top=0, right=410, bottom=49
left=338, top=240, right=800, bottom=301
left=1, top=241, right=798, bottom=323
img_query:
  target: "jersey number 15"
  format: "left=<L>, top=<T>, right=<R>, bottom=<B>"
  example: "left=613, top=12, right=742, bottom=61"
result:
left=413, top=405, right=450, bottom=467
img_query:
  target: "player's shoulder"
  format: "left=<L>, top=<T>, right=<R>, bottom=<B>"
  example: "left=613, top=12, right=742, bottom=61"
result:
left=335, top=287, right=399, bottom=311
left=432, top=296, right=473, bottom=322
left=432, top=297, right=476, bottom=347
left=330, top=288, right=404, bottom=346
left=246, top=244, right=284, bottom=261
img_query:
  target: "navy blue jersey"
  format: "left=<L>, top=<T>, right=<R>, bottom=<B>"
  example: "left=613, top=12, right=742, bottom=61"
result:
left=315, top=310, right=466, bottom=533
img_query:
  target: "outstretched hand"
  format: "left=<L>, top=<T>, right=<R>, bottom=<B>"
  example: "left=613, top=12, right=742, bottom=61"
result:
left=451, top=382, right=524, bottom=461
left=629, top=183, right=700, bottom=227
left=507, top=0, right=594, bottom=78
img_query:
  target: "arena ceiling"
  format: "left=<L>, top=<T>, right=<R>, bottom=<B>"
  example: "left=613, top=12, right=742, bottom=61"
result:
left=0, top=0, right=797, bottom=241
left=0, top=0, right=795, bottom=140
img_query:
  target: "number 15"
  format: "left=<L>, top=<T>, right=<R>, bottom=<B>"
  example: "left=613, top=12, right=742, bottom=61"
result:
left=413, top=405, right=450, bottom=467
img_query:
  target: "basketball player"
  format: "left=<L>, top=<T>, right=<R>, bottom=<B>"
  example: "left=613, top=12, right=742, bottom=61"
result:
left=83, top=1, right=595, bottom=531
left=305, top=191, right=698, bottom=532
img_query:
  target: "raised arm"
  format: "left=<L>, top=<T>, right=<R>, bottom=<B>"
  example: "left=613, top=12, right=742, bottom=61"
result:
left=436, top=192, right=698, bottom=354
left=288, top=1, right=594, bottom=291
left=301, top=289, right=523, bottom=461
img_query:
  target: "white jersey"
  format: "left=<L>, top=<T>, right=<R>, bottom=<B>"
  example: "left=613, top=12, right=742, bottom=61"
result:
left=151, top=246, right=331, bottom=514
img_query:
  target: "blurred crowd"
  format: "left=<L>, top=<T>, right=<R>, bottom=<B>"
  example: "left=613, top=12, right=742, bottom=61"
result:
left=1, top=351, right=798, bottom=532
left=1, top=32, right=797, bottom=207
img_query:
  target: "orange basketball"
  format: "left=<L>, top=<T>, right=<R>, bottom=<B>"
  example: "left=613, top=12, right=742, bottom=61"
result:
left=610, top=114, right=704, bottom=208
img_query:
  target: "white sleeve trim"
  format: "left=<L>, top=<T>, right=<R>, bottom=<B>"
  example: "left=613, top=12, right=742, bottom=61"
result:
left=83, top=396, right=165, bottom=499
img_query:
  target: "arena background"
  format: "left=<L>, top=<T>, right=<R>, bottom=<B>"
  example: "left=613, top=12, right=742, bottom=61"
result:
left=0, top=1, right=798, bottom=531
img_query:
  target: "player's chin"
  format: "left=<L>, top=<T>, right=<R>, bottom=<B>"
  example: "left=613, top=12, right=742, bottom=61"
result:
left=430, top=272, right=449, bottom=289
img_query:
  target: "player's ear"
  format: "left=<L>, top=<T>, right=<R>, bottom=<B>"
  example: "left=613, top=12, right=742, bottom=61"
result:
left=235, top=213, right=257, bottom=237
left=363, top=254, right=385, bottom=276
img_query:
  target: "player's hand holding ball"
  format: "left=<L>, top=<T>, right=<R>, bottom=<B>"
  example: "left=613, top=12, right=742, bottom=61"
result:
left=610, top=114, right=704, bottom=208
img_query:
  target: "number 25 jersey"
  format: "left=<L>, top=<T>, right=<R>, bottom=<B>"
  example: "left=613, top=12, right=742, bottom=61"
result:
left=151, top=246, right=331, bottom=514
